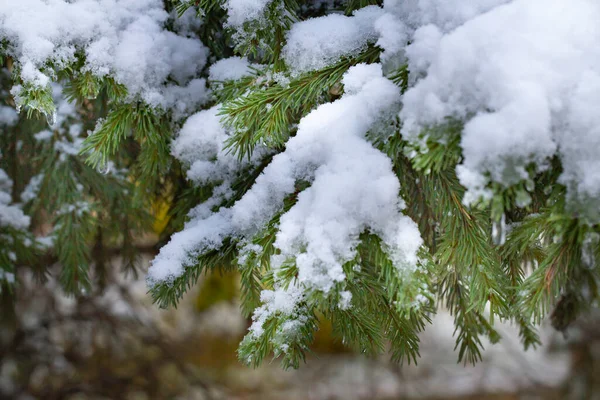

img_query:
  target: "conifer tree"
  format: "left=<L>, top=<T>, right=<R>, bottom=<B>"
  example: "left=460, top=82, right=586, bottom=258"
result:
left=1, top=0, right=599, bottom=369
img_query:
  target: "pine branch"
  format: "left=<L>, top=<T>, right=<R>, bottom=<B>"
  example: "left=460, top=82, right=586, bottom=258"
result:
left=221, top=46, right=380, bottom=158
left=149, top=237, right=238, bottom=309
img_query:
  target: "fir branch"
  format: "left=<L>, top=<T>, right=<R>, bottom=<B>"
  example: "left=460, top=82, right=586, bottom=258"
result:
left=149, top=238, right=238, bottom=309
left=238, top=307, right=319, bottom=369
left=431, top=170, right=510, bottom=319
left=81, top=103, right=135, bottom=168
left=328, top=306, right=385, bottom=355
left=12, top=82, right=55, bottom=122
left=54, top=204, right=96, bottom=294
left=439, top=269, right=487, bottom=365
left=221, top=46, right=380, bottom=158
left=518, top=213, right=589, bottom=324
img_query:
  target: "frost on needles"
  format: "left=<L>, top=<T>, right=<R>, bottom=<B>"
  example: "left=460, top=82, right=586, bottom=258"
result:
left=2, top=0, right=600, bottom=369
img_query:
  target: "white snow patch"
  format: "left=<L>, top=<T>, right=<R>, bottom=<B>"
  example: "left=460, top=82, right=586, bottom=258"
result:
left=209, top=57, right=255, bottom=82
left=283, top=6, right=385, bottom=74
left=0, top=0, right=209, bottom=111
left=400, top=0, right=600, bottom=214
left=224, top=0, right=273, bottom=27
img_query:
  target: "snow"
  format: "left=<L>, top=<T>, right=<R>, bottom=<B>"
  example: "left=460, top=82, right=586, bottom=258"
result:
left=281, top=1, right=512, bottom=75
left=0, top=0, right=209, bottom=111
left=283, top=6, right=385, bottom=74
left=209, top=57, right=255, bottom=82
left=0, top=270, right=15, bottom=284
left=403, top=24, right=442, bottom=81
left=270, top=65, right=422, bottom=293
left=0, top=157, right=23, bottom=228
left=0, top=169, right=30, bottom=230
left=36, top=235, right=55, bottom=249
left=1, top=0, right=596, bottom=360
left=34, top=130, right=53, bottom=142
left=384, top=0, right=510, bottom=33
left=1, top=0, right=596, bottom=372
left=248, top=285, right=304, bottom=338
left=171, top=7, right=203, bottom=37
left=160, top=79, right=209, bottom=120
left=149, top=64, right=423, bottom=300
left=374, top=12, right=408, bottom=68
left=147, top=104, right=271, bottom=283
left=0, top=106, right=18, bottom=127
left=21, top=174, right=43, bottom=203
left=57, top=201, right=90, bottom=217
left=339, top=290, right=352, bottom=310
left=35, top=84, right=87, bottom=162
left=400, top=0, right=600, bottom=217
left=224, top=0, right=273, bottom=27
left=171, top=106, right=243, bottom=185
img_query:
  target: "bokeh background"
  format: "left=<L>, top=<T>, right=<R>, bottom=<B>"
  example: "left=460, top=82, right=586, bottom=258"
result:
left=2, top=249, right=599, bottom=400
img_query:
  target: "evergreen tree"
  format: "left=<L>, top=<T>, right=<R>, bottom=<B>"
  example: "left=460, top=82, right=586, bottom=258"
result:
left=1, top=0, right=599, bottom=369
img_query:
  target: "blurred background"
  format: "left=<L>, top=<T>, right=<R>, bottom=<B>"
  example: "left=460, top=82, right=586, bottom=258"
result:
left=1, top=249, right=599, bottom=400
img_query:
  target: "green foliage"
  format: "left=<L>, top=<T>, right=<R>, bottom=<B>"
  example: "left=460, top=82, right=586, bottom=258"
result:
left=234, top=231, right=437, bottom=369
left=150, top=238, right=238, bottom=309
left=220, top=46, right=380, bottom=158
left=0, top=50, right=151, bottom=297
left=64, top=72, right=127, bottom=104
left=12, top=82, right=56, bottom=121
left=20, top=109, right=150, bottom=293
left=1, top=0, right=598, bottom=375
